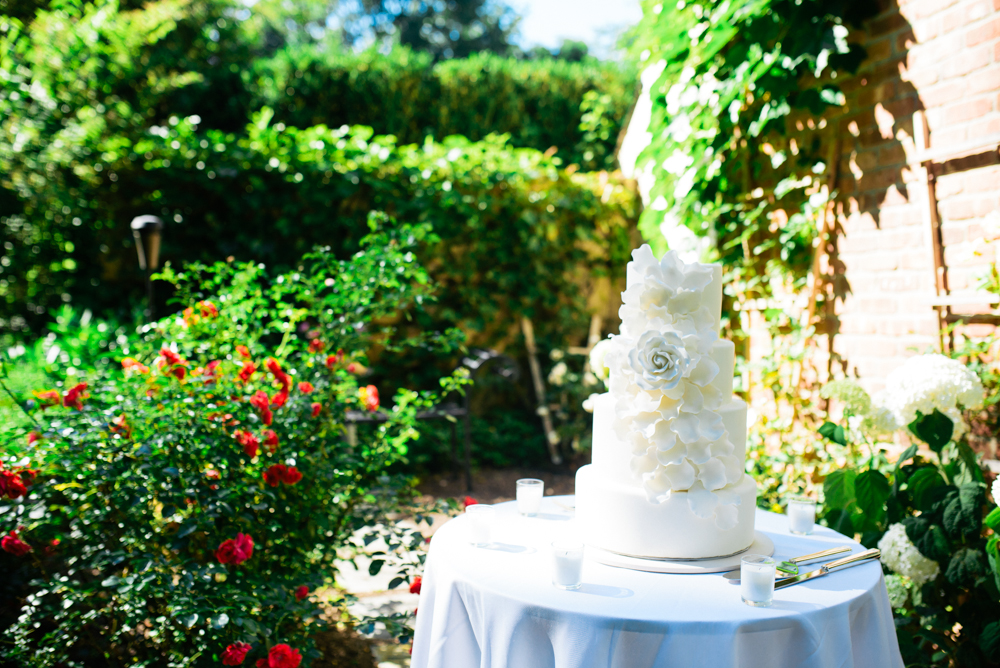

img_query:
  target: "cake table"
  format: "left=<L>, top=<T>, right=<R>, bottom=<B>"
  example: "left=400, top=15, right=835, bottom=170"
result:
left=409, top=496, right=903, bottom=668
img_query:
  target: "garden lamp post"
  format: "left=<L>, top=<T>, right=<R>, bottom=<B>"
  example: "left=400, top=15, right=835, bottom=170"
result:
left=131, top=215, right=163, bottom=320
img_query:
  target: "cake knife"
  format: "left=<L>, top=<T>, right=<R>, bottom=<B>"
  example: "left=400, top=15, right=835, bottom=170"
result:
left=721, top=546, right=851, bottom=581
left=773, top=548, right=881, bottom=589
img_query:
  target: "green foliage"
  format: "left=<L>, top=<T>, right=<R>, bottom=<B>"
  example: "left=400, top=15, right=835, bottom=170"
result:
left=634, top=0, right=872, bottom=298
left=818, top=375, right=1000, bottom=667
left=250, top=46, right=636, bottom=169
left=0, top=221, right=458, bottom=665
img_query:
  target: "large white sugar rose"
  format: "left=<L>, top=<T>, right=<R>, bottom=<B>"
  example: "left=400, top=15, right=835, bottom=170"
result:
left=620, top=245, right=714, bottom=337
left=628, top=330, right=690, bottom=391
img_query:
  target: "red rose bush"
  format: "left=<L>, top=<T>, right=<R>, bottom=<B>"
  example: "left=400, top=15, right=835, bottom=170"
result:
left=0, top=218, right=466, bottom=666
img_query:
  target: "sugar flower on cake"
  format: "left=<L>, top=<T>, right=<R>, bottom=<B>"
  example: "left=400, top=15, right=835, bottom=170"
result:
left=878, top=523, right=939, bottom=585
left=619, top=246, right=714, bottom=337
left=877, top=354, right=985, bottom=439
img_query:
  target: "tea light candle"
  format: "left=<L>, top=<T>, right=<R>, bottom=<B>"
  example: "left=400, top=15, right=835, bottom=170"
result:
left=516, top=478, right=544, bottom=516
left=466, top=505, right=495, bottom=546
left=551, top=540, right=584, bottom=590
left=741, top=554, right=776, bottom=607
left=787, top=497, right=817, bottom=535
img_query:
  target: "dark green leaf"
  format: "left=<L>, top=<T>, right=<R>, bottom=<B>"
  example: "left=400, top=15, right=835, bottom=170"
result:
left=981, top=621, right=1000, bottom=661
left=904, top=516, right=951, bottom=562
left=908, top=409, right=954, bottom=453
left=942, top=484, right=984, bottom=538
left=855, top=470, right=890, bottom=517
left=818, top=421, right=847, bottom=446
left=825, top=508, right=854, bottom=537
left=368, top=559, right=385, bottom=576
left=388, top=577, right=405, bottom=590
left=908, top=467, right=946, bottom=511
left=823, top=469, right=856, bottom=510
left=945, top=547, right=985, bottom=586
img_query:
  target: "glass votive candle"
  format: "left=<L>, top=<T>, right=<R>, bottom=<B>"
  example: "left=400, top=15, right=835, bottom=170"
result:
left=787, top=497, right=817, bottom=535
left=551, top=540, right=585, bottom=590
left=741, top=554, right=776, bottom=607
left=516, top=478, right=544, bottom=516
left=466, top=504, right=495, bottom=546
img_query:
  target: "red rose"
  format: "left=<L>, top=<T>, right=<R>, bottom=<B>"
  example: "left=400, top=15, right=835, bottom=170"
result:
left=206, top=469, right=221, bottom=480
left=203, top=360, right=222, bottom=381
left=308, top=339, right=324, bottom=353
left=33, top=389, right=61, bottom=409
left=237, top=345, right=251, bottom=359
left=297, top=382, right=314, bottom=394
left=346, top=363, right=358, bottom=374
left=160, top=347, right=182, bottom=366
left=63, top=383, right=89, bottom=410
left=257, top=661, right=266, bottom=667
left=263, top=464, right=287, bottom=487
left=262, top=644, right=301, bottom=668
left=1, top=530, right=31, bottom=556
left=216, top=532, right=253, bottom=565
left=250, top=391, right=273, bottom=426
left=270, top=390, right=288, bottom=408
left=280, top=467, right=302, bottom=485
left=310, top=402, right=321, bottom=418
left=0, top=470, right=27, bottom=499
left=262, top=430, right=279, bottom=453
left=111, top=413, right=132, bottom=438
left=409, top=576, right=422, bottom=595
left=235, top=430, right=260, bottom=458
left=294, top=585, right=309, bottom=601
left=238, top=361, right=256, bottom=382
left=463, top=496, right=478, bottom=508
left=27, top=432, right=40, bottom=446
left=45, top=538, right=60, bottom=555
left=199, top=301, right=218, bottom=318
left=324, top=354, right=336, bottom=369
left=221, top=641, right=252, bottom=666
left=359, top=385, right=379, bottom=412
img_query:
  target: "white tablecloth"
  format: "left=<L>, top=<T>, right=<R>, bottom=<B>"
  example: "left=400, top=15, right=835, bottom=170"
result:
left=410, top=496, right=903, bottom=668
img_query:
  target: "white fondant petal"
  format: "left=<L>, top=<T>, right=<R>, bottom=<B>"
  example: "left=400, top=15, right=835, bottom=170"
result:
left=698, top=411, right=726, bottom=441
left=655, top=441, right=686, bottom=466
left=689, top=356, right=720, bottom=387
left=709, top=436, right=734, bottom=458
left=701, top=384, right=723, bottom=410
left=650, top=420, right=677, bottom=451
left=714, top=504, right=739, bottom=530
left=680, top=383, right=704, bottom=413
left=629, top=451, right=657, bottom=477
left=664, top=460, right=696, bottom=490
left=696, top=458, right=727, bottom=491
left=686, top=439, right=713, bottom=464
left=686, top=481, right=719, bottom=519
left=672, top=414, right=701, bottom=443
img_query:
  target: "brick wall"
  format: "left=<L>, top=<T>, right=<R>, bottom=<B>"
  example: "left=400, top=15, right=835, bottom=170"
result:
left=831, top=0, right=1000, bottom=389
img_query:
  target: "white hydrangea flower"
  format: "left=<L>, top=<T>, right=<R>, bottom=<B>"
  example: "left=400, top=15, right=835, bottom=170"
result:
left=878, top=354, right=985, bottom=440
left=878, top=523, right=940, bottom=585
left=992, top=478, right=1000, bottom=506
left=582, top=393, right=600, bottom=414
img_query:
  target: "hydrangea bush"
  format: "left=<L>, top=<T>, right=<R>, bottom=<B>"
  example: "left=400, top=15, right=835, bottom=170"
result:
left=0, top=216, right=464, bottom=666
left=817, top=353, right=1000, bottom=667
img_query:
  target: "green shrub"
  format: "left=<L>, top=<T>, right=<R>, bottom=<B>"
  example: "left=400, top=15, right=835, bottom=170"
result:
left=0, top=218, right=461, bottom=666
left=250, top=46, right=637, bottom=170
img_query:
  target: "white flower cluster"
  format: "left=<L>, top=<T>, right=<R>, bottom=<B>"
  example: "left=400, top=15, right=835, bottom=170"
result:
left=884, top=573, right=910, bottom=609
left=603, top=245, right=742, bottom=529
left=992, top=478, right=1000, bottom=507
left=877, top=523, right=940, bottom=586
left=876, top=354, right=986, bottom=439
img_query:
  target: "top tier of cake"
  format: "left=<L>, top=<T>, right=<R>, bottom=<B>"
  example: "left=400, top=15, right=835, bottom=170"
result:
left=623, top=245, right=724, bottom=336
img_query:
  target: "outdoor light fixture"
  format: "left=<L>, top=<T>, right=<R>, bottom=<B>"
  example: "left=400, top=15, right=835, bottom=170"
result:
left=130, top=215, right=164, bottom=319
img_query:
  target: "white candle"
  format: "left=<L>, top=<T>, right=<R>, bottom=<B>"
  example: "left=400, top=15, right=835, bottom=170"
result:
left=466, top=505, right=495, bottom=546
left=788, top=499, right=816, bottom=535
left=741, top=555, right=775, bottom=607
left=551, top=541, right=584, bottom=590
left=516, top=478, right=544, bottom=516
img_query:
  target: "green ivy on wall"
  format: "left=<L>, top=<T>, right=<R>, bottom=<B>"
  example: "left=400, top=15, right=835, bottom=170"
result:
left=633, top=0, right=873, bottom=300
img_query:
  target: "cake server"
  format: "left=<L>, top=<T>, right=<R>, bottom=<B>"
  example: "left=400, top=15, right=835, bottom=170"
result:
left=773, top=548, right=881, bottom=590
left=722, top=545, right=851, bottom=581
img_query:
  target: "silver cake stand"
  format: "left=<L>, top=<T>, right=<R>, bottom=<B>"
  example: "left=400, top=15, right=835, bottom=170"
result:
left=588, top=531, right=775, bottom=574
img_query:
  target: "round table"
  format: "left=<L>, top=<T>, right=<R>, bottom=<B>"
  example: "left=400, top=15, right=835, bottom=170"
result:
left=410, top=496, right=903, bottom=668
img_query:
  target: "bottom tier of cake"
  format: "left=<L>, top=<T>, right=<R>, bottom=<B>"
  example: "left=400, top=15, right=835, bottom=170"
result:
left=574, top=465, right=758, bottom=560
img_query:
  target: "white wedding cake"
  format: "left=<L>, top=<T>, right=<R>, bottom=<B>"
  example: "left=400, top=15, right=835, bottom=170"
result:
left=575, top=245, right=757, bottom=559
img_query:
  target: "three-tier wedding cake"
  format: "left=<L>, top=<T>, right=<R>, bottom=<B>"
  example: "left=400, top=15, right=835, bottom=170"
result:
left=575, top=245, right=757, bottom=559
